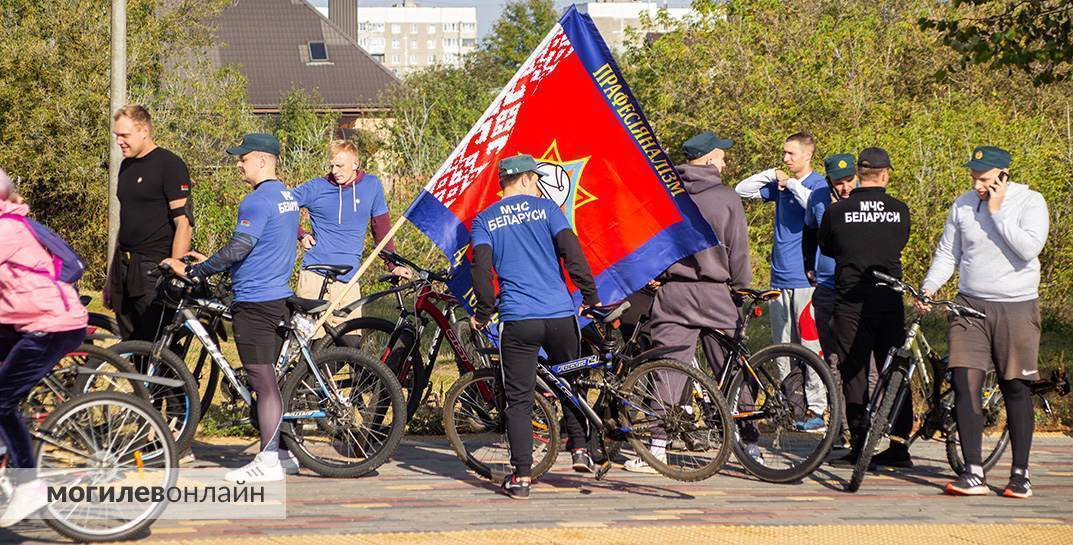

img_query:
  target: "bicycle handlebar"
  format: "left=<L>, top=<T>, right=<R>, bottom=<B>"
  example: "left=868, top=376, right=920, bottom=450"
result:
left=380, top=251, right=452, bottom=284
left=871, top=270, right=986, bottom=319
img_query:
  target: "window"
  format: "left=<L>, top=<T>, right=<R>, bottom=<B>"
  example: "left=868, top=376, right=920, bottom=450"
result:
left=428, top=24, right=436, bottom=33
left=462, top=38, right=476, bottom=47
left=307, top=41, right=328, bottom=62
left=373, top=22, right=385, bottom=32
left=392, top=39, right=400, bottom=49
left=428, top=54, right=436, bottom=63
left=359, top=22, right=367, bottom=31
left=444, top=22, right=457, bottom=32
left=426, top=39, right=435, bottom=49
left=372, top=53, right=385, bottom=63
left=408, top=54, right=417, bottom=64
left=462, top=23, right=476, bottom=31
left=410, top=39, right=417, bottom=48
left=410, top=23, right=418, bottom=33
left=359, top=38, right=369, bottom=47
left=391, top=54, right=400, bottom=64
left=391, top=24, right=401, bottom=33
left=443, top=37, right=458, bottom=47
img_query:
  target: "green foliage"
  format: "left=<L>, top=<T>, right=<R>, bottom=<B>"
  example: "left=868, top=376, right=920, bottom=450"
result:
left=920, top=0, right=1073, bottom=86
left=621, top=0, right=1073, bottom=314
left=470, top=0, right=559, bottom=85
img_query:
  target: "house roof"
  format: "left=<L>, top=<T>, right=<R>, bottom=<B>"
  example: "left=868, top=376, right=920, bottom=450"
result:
left=211, top=0, right=399, bottom=113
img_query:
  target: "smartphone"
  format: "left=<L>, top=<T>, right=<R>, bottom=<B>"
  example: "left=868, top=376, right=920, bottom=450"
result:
left=989, top=171, right=1009, bottom=192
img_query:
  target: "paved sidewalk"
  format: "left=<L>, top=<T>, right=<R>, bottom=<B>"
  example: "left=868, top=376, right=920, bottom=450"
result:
left=4, top=434, right=1071, bottom=543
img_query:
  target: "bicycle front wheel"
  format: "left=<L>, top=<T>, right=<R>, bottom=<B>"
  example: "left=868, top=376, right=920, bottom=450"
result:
left=442, top=368, right=559, bottom=481
left=847, top=367, right=906, bottom=492
left=622, top=359, right=732, bottom=482
left=281, top=347, right=406, bottom=478
left=727, top=343, right=842, bottom=483
left=36, top=391, right=179, bottom=542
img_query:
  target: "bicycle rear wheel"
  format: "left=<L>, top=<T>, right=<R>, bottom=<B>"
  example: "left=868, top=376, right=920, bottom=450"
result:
left=107, top=341, right=201, bottom=455
left=443, top=368, right=559, bottom=481
left=622, top=359, right=732, bottom=482
left=281, top=347, right=406, bottom=478
left=36, top=391, right=178, bottom=542
left=727, top=343, right=842, bottom=483
left=70, top=344, right=150, bottom=400
left=847, top=367, right=905, bottom=492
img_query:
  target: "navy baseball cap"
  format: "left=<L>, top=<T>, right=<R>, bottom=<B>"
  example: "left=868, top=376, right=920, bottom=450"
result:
left=498, top=154, right=546, bottom=178
left=227, top=133, right=281, bottom=156
left=682, top=131, right=734, bottom=160
left=963, top=146, right=1011, bottom=170
left=858, top=147, right=892, bottom=169
left=824, top=154, right=856, bottom=180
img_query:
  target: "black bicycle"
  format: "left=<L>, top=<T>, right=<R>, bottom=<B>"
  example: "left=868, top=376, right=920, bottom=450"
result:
left=443, top=302, right=734, bottom=483
left=847, top=271, right=1070, bottom=492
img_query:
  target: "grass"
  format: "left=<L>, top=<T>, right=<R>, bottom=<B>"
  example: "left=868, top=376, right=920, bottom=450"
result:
left=82, top=288, right=1073, bottom=435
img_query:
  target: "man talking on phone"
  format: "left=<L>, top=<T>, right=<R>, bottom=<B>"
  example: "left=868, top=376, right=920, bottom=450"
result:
left=918, top=146, right=1049, bottom=498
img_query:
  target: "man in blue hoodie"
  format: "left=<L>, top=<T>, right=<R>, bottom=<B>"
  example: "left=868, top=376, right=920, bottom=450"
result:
left=293, top=140, right=410, bottom=336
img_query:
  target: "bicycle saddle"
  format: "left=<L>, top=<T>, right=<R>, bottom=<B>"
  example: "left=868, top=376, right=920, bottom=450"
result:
left=303, top=264, right=354, bottom=279
left=287, top=296, right=330, bottom=315
left=733, top=288, right=782, bottom=303
left=582, top=301, right=632, bottom=323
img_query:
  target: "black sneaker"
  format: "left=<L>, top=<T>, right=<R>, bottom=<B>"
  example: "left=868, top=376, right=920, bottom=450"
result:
left=500, top=475, right=530, bottom=500
left=571, top=449, right=595, bottom=473
left=870, top=443, right=913, bottom=469
left=1002, top=475, right=1032, bottom=499
left=945, top=472, right=988, bottom=496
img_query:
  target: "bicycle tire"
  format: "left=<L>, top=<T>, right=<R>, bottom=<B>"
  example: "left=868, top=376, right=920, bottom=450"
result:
left=727, top=343, right=842, bottom=483
left=443, top=368, right=560, bottom=481
left=107, top=341, right=202, bottom=455
left=87, top=311, right=121, bottom=339
left=168, top=327, right=222, bottom=417
left=70, top=344, right=151, bottom=401
left=280, top=347, right=406, bottom=478
left=623, top=359, right=732, bottom=482
left=848, top=367, right=905, bottom=492
left=383, top=326, right=428, bottom=420
left=36, top=391, right=179, bottom=542
left=311, top=316, right=397, bottom=355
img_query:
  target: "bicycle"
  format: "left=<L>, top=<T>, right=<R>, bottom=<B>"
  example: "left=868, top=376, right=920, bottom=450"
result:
left=308, top=251, right=493, bottom=420
left=118, top=264, right=407, bottom=478
left=24, top=344, right=150, bottom=422
left=632, top=287, right=842, bottom=483
left=1, top=376, right=178, bottom=541
left=846, top=271, right=1071, bottom=492
left=443, top=302, right=734, bottom=483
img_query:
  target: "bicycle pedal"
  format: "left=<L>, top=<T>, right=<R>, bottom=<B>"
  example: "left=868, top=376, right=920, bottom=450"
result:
left=594, top=461, right=612, bottom=481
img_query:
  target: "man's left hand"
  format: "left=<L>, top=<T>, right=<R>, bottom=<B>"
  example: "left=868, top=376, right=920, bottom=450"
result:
left=392, top=265, right=414, bottom=280
left=160, top=258, right=189, bottom=279
left=469, top=316, right=486, bottom=332
left=987, top=174, right=1009, bottom=214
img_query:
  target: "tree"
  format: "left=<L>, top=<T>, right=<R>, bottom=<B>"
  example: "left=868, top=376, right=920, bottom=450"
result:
left=470, top=0, right=559, bottom=85
left=920, top=0, right=1073, bottom=86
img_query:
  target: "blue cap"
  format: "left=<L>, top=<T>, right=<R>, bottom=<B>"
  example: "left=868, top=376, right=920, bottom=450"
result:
left=227, top=133, right=281, bottom=156
left=498, top=154, right=545, bottom=178
left=682, top=131, right=734, bottom=160
left=963, top=146, right=1011, bottom=170
left=824, top=154, right=856, bottom=180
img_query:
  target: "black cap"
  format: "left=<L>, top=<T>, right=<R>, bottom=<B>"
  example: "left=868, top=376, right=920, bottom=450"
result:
left=857, top=147, right=892, bottom=169
left=682, top=131, right=734, bottom=160
left=227, top=133, right=281, bottom=157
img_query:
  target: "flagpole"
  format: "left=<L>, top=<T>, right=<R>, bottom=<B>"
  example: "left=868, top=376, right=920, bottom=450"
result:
left=312, top=216, right=408, bottom=331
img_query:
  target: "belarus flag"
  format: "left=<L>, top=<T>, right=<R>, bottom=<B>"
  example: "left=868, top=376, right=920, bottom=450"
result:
left=404, top=6, right=718, bottom=319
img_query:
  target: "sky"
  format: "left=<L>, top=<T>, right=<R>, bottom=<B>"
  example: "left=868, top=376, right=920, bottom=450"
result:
left=308, top=0, right=695, bottom=38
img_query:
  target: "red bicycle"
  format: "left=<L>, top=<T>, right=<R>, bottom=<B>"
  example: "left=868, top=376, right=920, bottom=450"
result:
left=310, top=252, right=493, bottom=420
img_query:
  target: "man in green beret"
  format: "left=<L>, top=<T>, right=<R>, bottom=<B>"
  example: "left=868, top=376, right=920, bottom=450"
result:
left=919, top=146, right=1049, bottom=498
left=625, top=131, right=753, bottom=472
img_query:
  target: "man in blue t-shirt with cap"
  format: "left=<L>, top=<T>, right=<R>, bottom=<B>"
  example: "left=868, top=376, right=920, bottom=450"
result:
left=163, top=133, right=301, bottom=483
left=469, top=153, right=601, bottom=500
left=736, top=132, right=826, bottom=428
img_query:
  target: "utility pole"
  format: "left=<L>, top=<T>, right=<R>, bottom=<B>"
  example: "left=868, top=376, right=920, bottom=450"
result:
left=107, top=0, right=126, bottom=272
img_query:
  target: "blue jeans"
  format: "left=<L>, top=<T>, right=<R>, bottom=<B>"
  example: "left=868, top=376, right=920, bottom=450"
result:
left=0, top=325, right=86, bottom=476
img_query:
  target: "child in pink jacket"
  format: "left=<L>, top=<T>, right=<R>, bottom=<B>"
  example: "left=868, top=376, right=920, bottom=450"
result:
left=0, top=168, right=87, bottom=527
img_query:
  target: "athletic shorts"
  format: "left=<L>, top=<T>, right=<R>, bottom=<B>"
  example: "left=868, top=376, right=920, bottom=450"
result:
left=232, top=299, right=289, bottom=367
left=947, top=294, right=1040, bottom=381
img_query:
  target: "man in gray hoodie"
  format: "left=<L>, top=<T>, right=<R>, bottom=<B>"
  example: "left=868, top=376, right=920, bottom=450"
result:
left=919, top=146, right=1049, bottom=499
left=624, top=131, right=752, bottom=473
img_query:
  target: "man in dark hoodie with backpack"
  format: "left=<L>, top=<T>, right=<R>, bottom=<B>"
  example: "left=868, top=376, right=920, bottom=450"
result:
left=624, top=131, right=752, bottom=473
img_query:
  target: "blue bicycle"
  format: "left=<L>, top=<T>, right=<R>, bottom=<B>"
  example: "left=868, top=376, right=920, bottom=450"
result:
left=443, top=303, right=733, bottom=482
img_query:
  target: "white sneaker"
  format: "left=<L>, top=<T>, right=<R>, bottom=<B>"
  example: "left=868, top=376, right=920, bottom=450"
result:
left=623, top=454, right=665, bottom=474
left=0, top=479, right=48, bottom=527
left=224, top=452, right=285, bottom=483
left=279, top=452, right=300, bottom=475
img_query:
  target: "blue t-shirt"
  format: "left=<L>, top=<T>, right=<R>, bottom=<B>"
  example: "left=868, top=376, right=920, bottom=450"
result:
left=758, top=171, right=827, bottom=289
left=231, top=180, right=300, bottom=302
left=292, top=175, right=389, bottom=282
left=470, top=195, right=576, bottom=322
left=804, top=186, right=837, bottom=289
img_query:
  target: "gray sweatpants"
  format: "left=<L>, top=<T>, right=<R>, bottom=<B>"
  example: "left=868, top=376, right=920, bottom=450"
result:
left=769, top=287, right=826, bottom=416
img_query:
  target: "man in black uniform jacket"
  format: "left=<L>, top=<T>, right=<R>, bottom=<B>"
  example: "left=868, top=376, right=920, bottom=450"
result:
left=819, top=147, right=913, bottom=468
left=105, top=105, right=194, bottom=341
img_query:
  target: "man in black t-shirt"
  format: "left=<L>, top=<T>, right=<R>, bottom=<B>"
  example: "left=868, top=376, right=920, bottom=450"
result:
left=818, top=147, right=913, bottom=468
left=105, top=105, right=194, bottom=341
